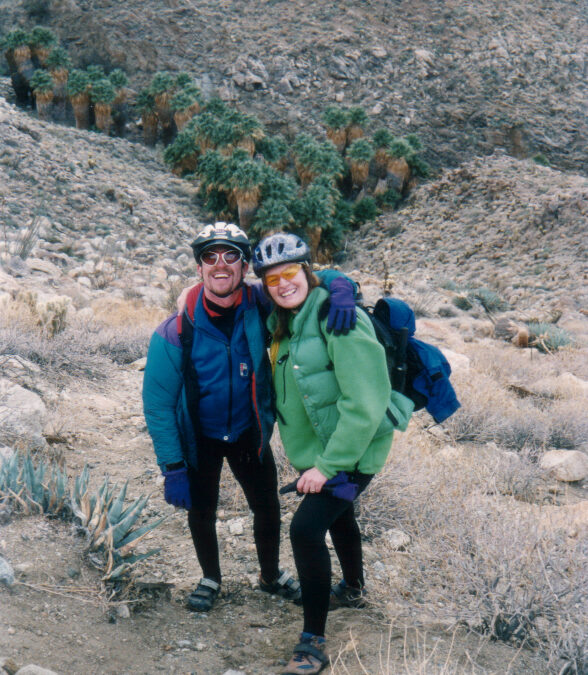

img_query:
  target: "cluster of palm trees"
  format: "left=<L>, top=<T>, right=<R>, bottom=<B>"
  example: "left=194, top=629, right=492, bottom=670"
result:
left=162, top=98, right=429, bottom=258
left=1, top=27, right=130, bottom=134
left=1, top=27, right=429, bottom=260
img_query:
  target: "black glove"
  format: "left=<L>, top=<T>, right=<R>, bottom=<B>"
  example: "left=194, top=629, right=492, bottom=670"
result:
left=162, top=467, right=192, bottom=509
left=326, top=277, right=357, bottom=335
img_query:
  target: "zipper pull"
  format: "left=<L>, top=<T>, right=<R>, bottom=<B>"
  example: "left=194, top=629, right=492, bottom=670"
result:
left=277, top=352, right=289, bottom=365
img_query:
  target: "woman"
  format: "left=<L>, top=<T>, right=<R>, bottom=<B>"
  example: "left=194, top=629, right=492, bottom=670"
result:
left=252, top=233, right=413, bottom=675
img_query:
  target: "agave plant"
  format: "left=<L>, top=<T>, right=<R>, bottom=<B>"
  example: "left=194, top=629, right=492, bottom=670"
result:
left=136, top=89, right=158, bottom=146
left=30, top=68, right=54, bottom=120
left=346, top=138, right=374, bottom=187
left=0, top=451, right=68, bottom=517
left=346, top=106, right=368, bottom=144
left=28, top=26, right=57, bottom=67
left=71, top=468, right=165, bottom=582
left=67, top=69, right=90, bottom=129
left=90, top=78, right=116, bottom=134
left=322, top=105, right=350, bottom=153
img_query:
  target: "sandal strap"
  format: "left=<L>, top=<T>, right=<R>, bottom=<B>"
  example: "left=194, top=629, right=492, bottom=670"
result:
left=292, top=642, right=329, bottom=665
left=277, top=570, right=300, bottom=592
left=198, top=577, right=220, bottom=592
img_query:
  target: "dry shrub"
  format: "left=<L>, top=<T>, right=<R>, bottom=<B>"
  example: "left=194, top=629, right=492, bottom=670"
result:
left=90, top=297, right=167, bottom=329
left=360, top=452, right=588, bottom=672
left=443, top=373, right=549, bottom=452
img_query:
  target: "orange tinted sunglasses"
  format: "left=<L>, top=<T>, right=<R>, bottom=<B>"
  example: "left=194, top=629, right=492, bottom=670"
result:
left=265, top=263, right=303, bottom=287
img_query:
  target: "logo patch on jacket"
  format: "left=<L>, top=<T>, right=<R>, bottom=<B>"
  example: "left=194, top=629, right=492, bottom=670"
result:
left=240, top=363, right=249, bottom=377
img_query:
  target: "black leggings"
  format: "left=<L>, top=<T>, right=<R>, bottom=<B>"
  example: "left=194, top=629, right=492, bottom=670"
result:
left=290, top=472, right=373, bottom=637
left=187, top=429, right=281, bottom=585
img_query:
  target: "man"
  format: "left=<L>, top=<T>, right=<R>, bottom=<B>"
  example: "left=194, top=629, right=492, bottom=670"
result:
left=142, top=222, right=356, bottom=612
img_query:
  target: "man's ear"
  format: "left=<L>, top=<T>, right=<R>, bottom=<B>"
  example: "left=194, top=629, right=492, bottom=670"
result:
left=242, top=261, right=249, bottom=277
left=196, top=264, right=203, bottom=277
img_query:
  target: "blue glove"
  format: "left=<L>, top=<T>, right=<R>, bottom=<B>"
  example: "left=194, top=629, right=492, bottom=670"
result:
left=326, top=277, right=357, bottom=335
left=163, top=467, right=192, bottom=509
left=324, top=471, right=359, bottom=502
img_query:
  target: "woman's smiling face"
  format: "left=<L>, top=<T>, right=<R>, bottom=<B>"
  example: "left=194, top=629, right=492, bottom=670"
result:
left=265, top=262, right=309, bottom=309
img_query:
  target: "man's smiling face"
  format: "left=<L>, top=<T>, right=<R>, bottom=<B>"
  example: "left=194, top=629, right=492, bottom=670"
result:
left=198, top=245, right=248, bottom=305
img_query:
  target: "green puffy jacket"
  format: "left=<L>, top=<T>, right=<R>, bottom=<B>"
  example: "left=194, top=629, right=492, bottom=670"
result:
left=268, top=286, right=413, bottom=478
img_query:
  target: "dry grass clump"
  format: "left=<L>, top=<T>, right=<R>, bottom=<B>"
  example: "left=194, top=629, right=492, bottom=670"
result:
left=89, top=297, right=167, bottom=329
left=360, top=448, right=588, bottom=672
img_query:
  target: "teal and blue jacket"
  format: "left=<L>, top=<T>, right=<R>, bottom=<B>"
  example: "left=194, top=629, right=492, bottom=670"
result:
left=142, top=282, right=274, bottom=471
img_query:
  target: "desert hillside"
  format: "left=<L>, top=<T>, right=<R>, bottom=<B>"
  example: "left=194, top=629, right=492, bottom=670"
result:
left=0, top=1, right=587, bottom=674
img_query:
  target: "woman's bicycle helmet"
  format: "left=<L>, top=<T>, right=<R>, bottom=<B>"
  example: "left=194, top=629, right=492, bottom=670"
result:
left=252, top=232, right=311, bottom=277
left=191, top=222, right=251, bottom=262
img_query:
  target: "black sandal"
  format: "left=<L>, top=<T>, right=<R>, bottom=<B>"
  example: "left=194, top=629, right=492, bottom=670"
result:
left=187, top=577, right=220, bottom=612
left=329, top=579, right=367, bottom=610
left=259, top=569, right=302, bottom=604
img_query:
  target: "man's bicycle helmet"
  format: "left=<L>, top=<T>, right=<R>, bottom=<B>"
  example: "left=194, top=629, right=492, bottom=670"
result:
left=252, top=232, right=311, bottom=277
left=191, top=222, right=251, bottom=262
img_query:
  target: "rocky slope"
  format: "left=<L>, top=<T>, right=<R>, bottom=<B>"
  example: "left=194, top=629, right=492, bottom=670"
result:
left=0, top=0, right=586, bottom=175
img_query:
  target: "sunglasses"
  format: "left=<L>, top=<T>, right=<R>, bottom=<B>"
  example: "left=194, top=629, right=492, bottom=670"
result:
left=200, top=249, right=242, bottom=266
left=265, top=263, right=303, bottom=287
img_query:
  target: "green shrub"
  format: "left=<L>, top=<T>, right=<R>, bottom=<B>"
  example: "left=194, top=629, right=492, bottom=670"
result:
left=375, top=188, right=401, bottom=208
left=452, top=294, right=473, bottom=311
left=175, top=72, right=193, bottom=88
left=533, top=153, right=550, bottom=167
left=346, top=138, right=375, bottom=163
left=89, top=77, right=115, bottom=104
left=67, top=69, right=90, bottom=97
left=30, top=68, right=53, bottom=93
left=352, top=197, right=379, bottom=227
left=469, top=287, right=509, bottom=313
left=45, top=46, right=71, bottom=70
left=405, top=133, right=423, bottom=152
left=259, top=165, right=298, bottom=203
left=196, top=150, right=230, bottom=190
left=228, top=156, right=264, bottom=192
left=322, top=105, right=350, bottom=129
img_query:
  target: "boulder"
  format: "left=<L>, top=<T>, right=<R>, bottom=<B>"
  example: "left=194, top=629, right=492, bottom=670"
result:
left=540, top=450, right=588, bottom=482
left=0, top=379, right=47, bottom=451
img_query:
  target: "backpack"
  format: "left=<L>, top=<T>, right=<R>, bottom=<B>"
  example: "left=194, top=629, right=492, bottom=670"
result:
left=364, top=297, right=461, bottom=424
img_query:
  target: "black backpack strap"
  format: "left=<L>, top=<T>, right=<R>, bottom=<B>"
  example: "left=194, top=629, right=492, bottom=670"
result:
left=180, top=307, right=202, bottom=442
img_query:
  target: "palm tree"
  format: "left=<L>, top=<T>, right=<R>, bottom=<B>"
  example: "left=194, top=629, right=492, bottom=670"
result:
left=109, top=69, right=130, bottom=137
left=46, top=46, right=71, bottom=121
left=136, top=89, right=158, bottom=146
left=170, top=85, right=202, bottom=131
left=163, top=127, right=199, bottom=176
left=67, top=69, right=90, bottom=129
left=346, top=106, right=368, bottom=144
left=30, top=69, right=54, bottom=120
left=3, top=29, right=34, bottom=105
left=373, top=128, right=395, bottom=177
left=322, top=106, right=350, bottom=153
left=90, top=78, right=116, bottom=134
left=228, top=156, right=265, bottom=231
left=256, top=135, right=289, bottom=171
left=28, top=26, right=57, bottom=67
left=149, top=71, right=175, bottom=131
left=346, top=138, right=374, bottom=187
